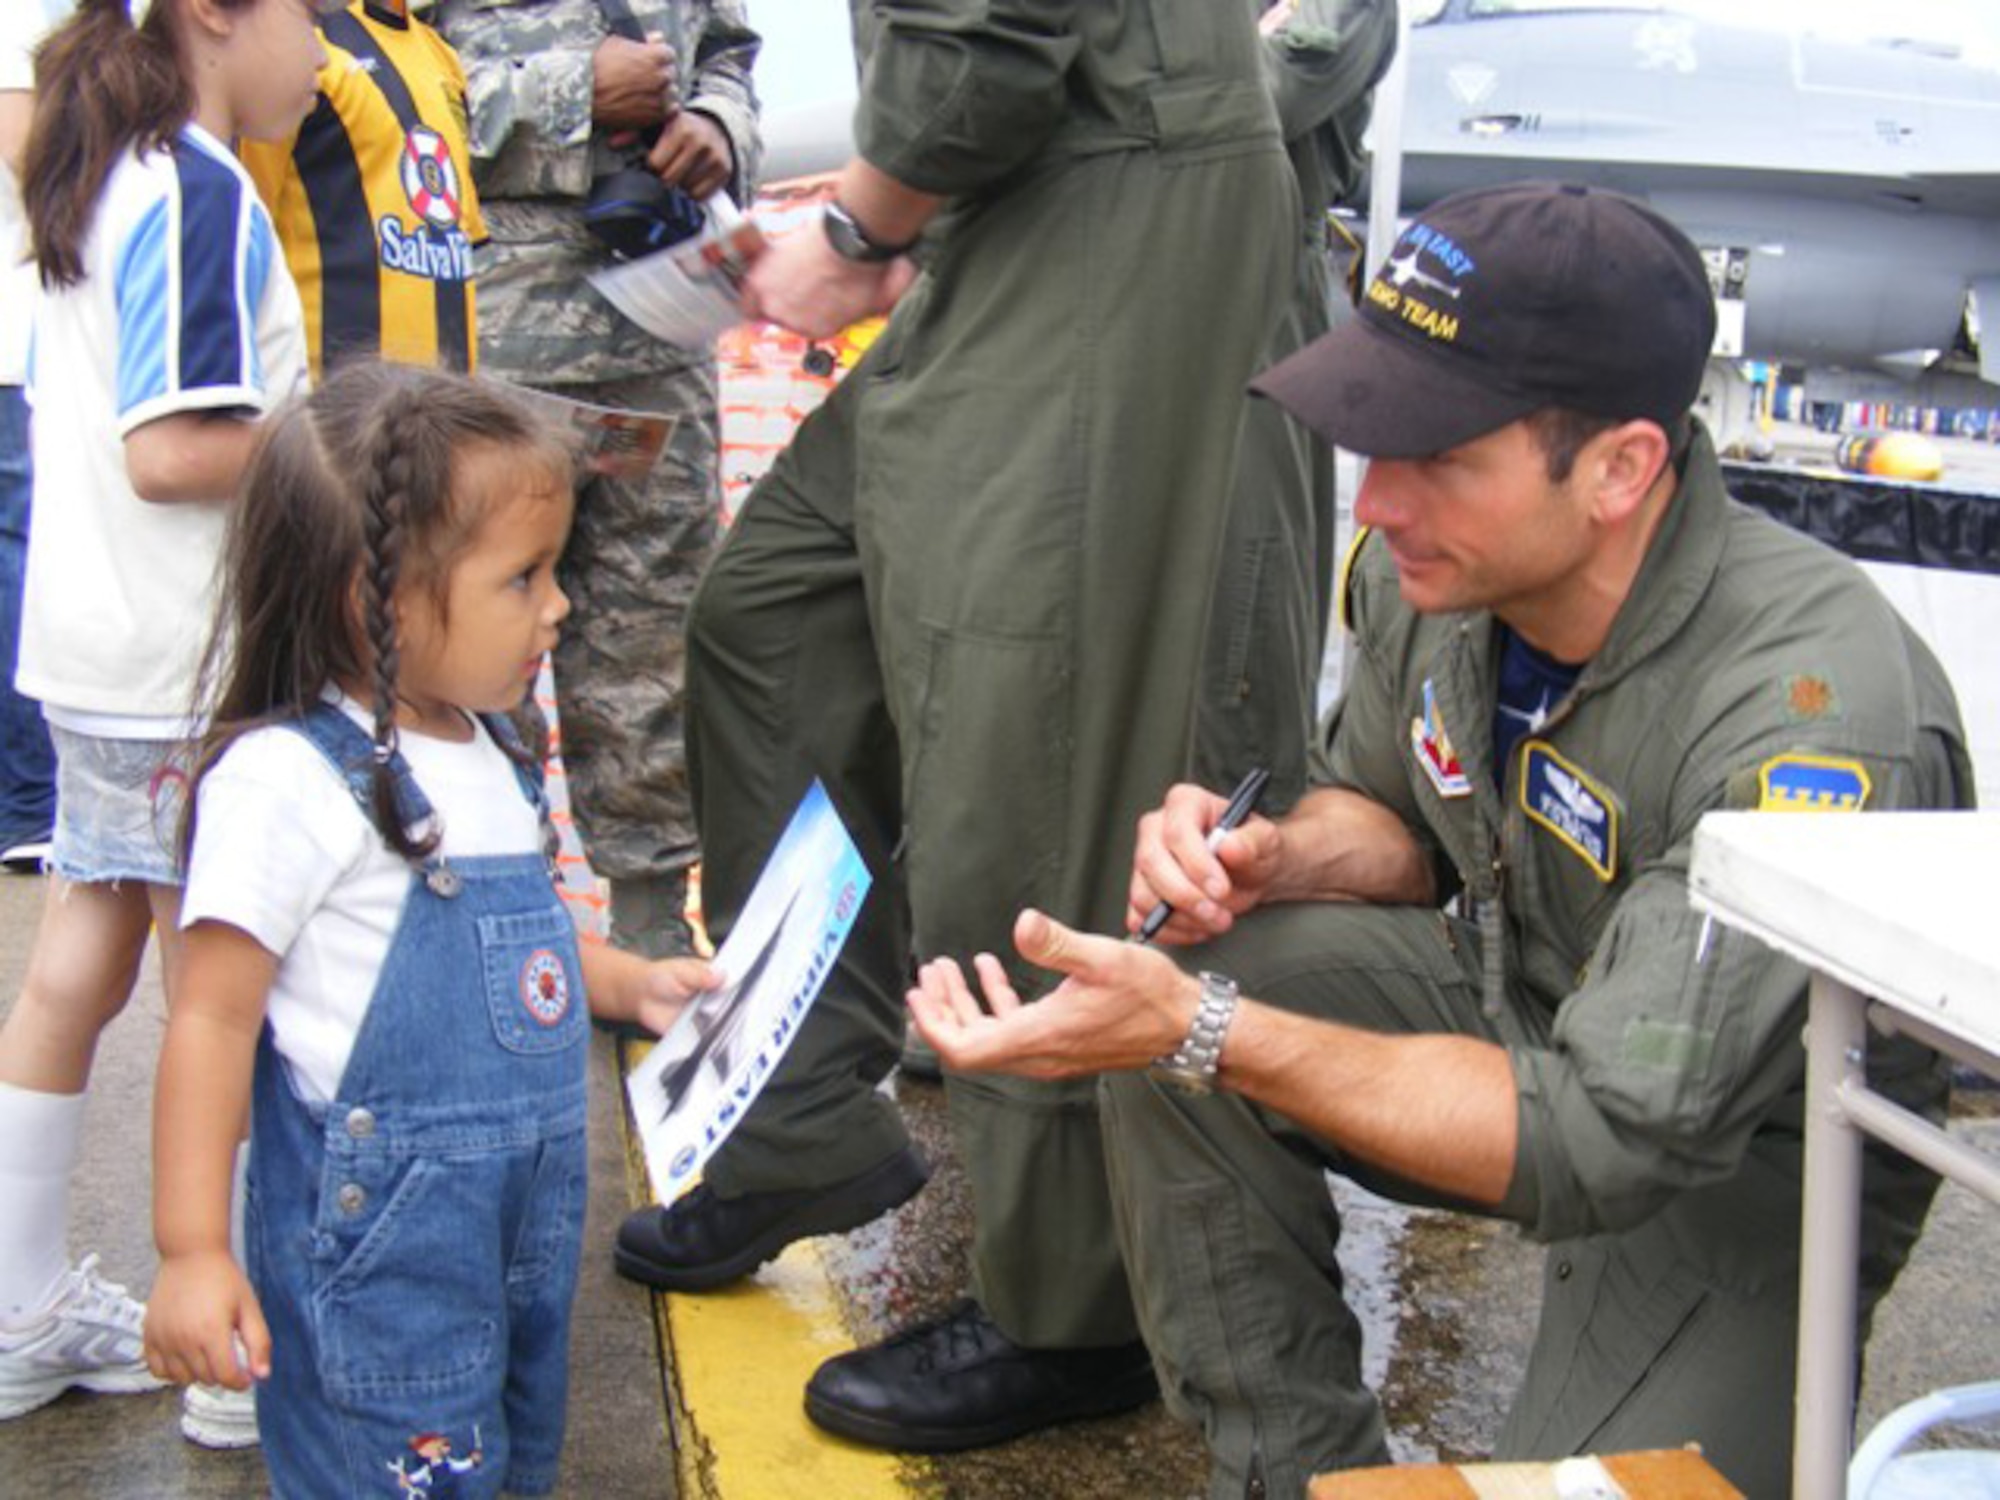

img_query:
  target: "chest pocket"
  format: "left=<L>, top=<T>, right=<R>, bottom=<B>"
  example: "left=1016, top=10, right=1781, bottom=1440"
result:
left=478, top=905, right=587, bottom=1055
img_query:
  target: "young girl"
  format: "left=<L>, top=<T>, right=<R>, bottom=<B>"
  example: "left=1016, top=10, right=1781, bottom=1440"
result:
left=0, top=0, right=321, bottom=1432
left=143, top=360, right=719, bottom=1497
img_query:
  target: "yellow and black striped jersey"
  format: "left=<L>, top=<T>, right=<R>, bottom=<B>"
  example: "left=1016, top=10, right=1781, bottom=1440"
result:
left=241, top=1, right=486, bottom=377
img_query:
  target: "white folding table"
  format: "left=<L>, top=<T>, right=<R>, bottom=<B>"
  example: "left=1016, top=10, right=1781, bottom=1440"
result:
left=1689, top=811, right=2000, bottom=1498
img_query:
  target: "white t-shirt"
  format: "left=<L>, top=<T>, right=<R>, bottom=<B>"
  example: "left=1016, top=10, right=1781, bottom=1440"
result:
left=181, top=701, right=545, bottom=1104
left=0, top=1, right=72, bottom=388
left=19, top=123, right=307, bottom=725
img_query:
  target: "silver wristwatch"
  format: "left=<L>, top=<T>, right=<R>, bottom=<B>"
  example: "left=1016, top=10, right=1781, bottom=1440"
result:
left=1150, top=972, right=1239, bottom=1094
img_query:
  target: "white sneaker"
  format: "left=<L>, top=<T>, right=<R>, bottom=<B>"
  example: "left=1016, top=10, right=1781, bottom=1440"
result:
left=181, top=1380, right=259, bottom=1449
left=0, top=1254, right=167, bottom=1420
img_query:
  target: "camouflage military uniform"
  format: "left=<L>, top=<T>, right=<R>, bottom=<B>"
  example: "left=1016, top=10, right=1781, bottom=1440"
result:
left=433, top=0, right=759, bottom=940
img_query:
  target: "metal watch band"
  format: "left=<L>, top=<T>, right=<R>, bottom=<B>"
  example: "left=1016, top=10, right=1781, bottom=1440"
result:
left=821, top=199, right=915, bottom=263
left=1150, top=971, right=1240, bottom=1094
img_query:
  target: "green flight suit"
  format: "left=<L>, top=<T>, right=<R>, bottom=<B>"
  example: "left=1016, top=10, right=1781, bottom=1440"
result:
left=1102, top=427, right=1974, bottom=1496
left=1193, top=0, right=1397, bottom=813
left=686, top=0, right=1295, bottom=1347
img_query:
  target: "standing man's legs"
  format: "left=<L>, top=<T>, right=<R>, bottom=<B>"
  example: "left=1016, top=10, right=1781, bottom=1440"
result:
left=794, top=137, right=1297, bottom=1446
left=0, top=388, right=54, bottom=868
left=548, top=367, right=720, bottom=960
left=614, top=347, right=928, bottom=1291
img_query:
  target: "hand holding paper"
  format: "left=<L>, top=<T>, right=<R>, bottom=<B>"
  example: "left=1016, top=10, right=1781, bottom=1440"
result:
left=589, top=192, right=768, bottom=349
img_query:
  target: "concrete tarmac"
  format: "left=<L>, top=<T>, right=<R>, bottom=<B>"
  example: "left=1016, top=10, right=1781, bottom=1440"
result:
left=1, top=862, right=1995, bottom=1497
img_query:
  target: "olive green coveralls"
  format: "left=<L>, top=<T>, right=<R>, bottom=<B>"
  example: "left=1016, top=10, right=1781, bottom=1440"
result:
left=687, top=0, right=1295, bottom=1348
left=1103, top=430, right=1974, bottom=1496
left=1193, top=0, right=1397, bottom=814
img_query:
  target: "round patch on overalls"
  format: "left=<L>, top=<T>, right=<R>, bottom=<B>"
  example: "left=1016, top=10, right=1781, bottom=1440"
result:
left=519, top=949, right=572, bottom=1027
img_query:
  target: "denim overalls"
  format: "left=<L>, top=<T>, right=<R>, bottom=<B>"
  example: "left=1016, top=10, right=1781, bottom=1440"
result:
left=246, top=706, right=587, bottom=1498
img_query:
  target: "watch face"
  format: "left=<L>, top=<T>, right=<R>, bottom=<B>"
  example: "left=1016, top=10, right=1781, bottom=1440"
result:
left=822, top=203, right=896, bottom=263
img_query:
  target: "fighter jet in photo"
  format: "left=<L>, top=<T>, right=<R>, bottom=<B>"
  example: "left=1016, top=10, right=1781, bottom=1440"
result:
left=761, top=2, right=2000, bottom=418
left=1394, top=0, right=2000, bottom=413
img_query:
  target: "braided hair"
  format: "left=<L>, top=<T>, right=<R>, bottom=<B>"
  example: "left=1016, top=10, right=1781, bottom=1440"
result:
left=181, top=360, right=573, bottom=863
left=357, top=398, right=431, bottom=855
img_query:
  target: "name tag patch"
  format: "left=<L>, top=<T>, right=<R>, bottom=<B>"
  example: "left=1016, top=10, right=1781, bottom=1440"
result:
left=1521, top=742, right=1617, bottom=881
left=1758, top=753, right=1871, bottom=812
left=1410, top=678, right=1471, bottom=799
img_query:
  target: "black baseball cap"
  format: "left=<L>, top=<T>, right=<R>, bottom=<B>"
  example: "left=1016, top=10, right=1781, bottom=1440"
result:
left=1252, top=181, right=1717, bottom=458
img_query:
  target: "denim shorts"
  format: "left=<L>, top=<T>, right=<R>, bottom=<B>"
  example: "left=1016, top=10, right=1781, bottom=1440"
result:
left=48, top=726, right=189, bottom=886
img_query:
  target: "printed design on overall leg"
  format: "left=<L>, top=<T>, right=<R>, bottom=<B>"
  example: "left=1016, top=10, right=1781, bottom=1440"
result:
left=382, top=1424, right=486, bottom=1496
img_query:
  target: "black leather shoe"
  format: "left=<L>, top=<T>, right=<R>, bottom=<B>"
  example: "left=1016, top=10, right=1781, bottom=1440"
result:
left=804, top=1299, right=1159, bottom=1451
left=615, top=1145, right=929, bottom=1292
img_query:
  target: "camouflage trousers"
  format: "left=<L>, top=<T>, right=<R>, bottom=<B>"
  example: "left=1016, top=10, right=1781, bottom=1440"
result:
left=541, top=365, right=720, bottom=882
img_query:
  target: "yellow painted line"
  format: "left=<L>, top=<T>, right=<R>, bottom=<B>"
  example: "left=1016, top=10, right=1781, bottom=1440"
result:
left=618, top=1040, right=925, bottom=1499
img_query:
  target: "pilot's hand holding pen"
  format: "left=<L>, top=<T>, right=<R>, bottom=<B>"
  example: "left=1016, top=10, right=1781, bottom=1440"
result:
left=1127, top=769, right=1274, bottom=946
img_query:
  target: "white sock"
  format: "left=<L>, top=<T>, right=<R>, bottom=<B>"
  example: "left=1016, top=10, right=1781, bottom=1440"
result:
left=0, top=1083, right=84, bottom=1325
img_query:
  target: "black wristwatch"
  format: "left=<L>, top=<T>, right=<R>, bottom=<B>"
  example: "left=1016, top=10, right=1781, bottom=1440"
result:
left=821, top=199, right=916, bottom=263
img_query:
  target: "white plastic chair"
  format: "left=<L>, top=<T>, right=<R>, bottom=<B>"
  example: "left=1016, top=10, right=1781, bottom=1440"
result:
left=1849, top=1381, right=2000, bottom=1499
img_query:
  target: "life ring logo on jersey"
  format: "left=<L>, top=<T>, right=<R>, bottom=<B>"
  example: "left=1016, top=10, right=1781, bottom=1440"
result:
left=519, top=949, right=573, bottom=1028
left=1521, top=742, right=1618, bottom=881
left=380, top=127, right=475, bottom=284
left=401, top=126, right=461, bottom=227
left=1757, top=753, right=1871, bottom=812
left=1410, top=678, right=1471, bottom=799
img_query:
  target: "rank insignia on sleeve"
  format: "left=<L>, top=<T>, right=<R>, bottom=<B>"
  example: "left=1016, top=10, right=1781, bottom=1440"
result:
left=1784, top=673, right=1838, bottom=720
left=1410, top=678, right=1472, bottom=799
left=1757, top=753, right=1871, bottom=812
left=1520, top=742, right=1618, bottom=881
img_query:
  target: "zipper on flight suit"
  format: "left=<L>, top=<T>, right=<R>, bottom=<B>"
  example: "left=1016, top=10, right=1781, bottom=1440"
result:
left=1245, top=1446, right=1268, bottom=1499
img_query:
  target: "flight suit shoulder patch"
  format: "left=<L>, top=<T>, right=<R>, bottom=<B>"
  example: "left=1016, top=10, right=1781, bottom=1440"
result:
left=1754, top=752, right=1871, bottom=812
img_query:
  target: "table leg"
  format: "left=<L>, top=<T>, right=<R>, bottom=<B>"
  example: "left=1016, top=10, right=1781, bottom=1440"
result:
left=1796, top=972, right=1867, bottom=1499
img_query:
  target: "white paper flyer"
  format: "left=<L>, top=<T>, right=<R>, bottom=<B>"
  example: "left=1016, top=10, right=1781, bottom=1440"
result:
left=588, top=192, right=767, bottom=350
left=500, top=382, right=678, bottom=483
left=625, top=780, right=870, bottom=1203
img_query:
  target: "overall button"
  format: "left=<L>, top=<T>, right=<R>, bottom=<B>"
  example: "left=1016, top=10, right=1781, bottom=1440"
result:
left=345, top=1107, right=376, bottom=1139
left=337, top=1183, right=367, bottom=1216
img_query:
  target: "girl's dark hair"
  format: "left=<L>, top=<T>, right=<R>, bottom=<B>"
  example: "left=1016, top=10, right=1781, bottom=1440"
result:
left=182, top=361, right=573, bottom=862
left=22, top=0, right=248, bottom=288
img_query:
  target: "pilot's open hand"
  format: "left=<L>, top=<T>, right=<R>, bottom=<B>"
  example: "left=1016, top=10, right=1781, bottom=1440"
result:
left=1127, top=782, right=1282, bottom=945
left=907, top=910, right=1200, bottom=1080
left=740, top=218, right=917, bottom=341
left=646, top=109, right=733, bottom=199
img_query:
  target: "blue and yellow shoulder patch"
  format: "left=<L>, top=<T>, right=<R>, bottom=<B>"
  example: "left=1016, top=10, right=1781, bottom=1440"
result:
left=1520, top=742, right=1618, bottom=881
left=1757, top=753, right=1871, bottom=812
